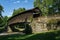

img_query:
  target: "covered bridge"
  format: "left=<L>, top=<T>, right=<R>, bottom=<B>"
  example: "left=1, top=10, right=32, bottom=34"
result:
left=7, top=7, right=42, bottom=34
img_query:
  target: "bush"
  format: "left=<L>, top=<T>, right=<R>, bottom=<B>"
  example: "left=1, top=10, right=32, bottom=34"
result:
left=47, top=19, right=59, bottom=30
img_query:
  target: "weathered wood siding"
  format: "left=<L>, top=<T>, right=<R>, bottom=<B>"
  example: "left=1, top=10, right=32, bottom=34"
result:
left=8, top=12, right=33, bottom=25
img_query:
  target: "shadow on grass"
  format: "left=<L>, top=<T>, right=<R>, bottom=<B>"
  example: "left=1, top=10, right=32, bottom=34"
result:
left=0, top=34, right=26, bottom=40
left=0, top=30, right=60, bottom=40
left=24, top=30, right=60, bottom=40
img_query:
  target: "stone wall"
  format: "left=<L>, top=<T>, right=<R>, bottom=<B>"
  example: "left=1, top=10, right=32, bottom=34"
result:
left=30, top=16, right=48, bottom=33
left=30, top=16, right=60, bottom=33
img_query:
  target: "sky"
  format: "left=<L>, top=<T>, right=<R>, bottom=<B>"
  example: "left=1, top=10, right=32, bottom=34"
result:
left=0, top=0, right=34, bottom=17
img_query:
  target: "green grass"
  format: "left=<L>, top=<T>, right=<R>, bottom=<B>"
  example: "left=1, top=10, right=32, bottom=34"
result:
left=0, top=30, right=60, bottom=40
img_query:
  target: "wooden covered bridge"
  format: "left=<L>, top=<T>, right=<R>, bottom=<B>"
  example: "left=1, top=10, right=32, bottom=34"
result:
left=7, top=7, right=42, bottom=34
left=5, top=7, right=60, bottom=34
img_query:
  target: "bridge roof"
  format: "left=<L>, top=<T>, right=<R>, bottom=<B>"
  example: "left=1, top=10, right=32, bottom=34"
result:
left=8, top=7, right=41, bottom=22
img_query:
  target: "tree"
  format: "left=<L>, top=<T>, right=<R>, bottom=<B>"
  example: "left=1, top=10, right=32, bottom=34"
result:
left=0, top=5, right=4, bottom=27
left=0, top=16, right=8, bottom=33
left=0, top=16, right=8, bottom=27
left=34, top=0, right=49, bottom=16
left=0, top=5, right=4, bottom=18
left=48, top=0, right=60, bottom=15
left=12, top=8, right=26, bottom=16
left=3, top=16, right=8, bottom=26
left=34, top=0, right=60, bottom=16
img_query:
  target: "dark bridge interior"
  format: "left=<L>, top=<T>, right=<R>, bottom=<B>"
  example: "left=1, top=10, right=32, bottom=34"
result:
left=8, top=22, right=32, bottom=34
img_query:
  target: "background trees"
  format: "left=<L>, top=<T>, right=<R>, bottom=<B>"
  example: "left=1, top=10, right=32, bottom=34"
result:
left=12, top=8, right=26, bottom=16
left=0, top=5, right=8, bottom=28
left=0, top=5, right=4, bottom=18
left=34, top=0, right=60, bottom=16
left=0, top=5, right=4, bottom=27
left=0, top=5, right=8, bottom=32
left=0, top=16, right=8, bottom=27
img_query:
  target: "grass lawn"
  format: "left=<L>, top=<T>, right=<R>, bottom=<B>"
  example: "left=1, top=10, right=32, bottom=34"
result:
left=0, top=30, right=60, bottom=40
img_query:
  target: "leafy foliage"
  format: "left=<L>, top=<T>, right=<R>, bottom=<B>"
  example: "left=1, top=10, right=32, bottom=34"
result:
left=12, top=8, right=26, bottom=16
left=34, top=0, right=60, bottom=16
left=0, top=16, right=8, bottom=27
left=47, top=19, right=60, bottom=30
left=0, top=5, right=4, bottom=18
left=0, top=16, right=8, bottom=33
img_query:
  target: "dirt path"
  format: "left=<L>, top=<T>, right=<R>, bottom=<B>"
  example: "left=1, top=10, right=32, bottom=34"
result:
left=0, top=32, right=25, bottom=36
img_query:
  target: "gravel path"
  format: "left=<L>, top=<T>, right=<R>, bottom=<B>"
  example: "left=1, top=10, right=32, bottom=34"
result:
left=0, top=32, right=25, bottom=36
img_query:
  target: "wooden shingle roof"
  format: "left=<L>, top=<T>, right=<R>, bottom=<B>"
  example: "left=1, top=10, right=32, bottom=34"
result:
left=8, top=7, right=41, bottom=21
